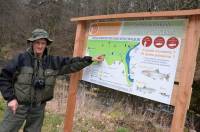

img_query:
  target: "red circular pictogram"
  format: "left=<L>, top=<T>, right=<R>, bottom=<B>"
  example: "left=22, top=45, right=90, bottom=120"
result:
left=154, top=36, right=165, bottom=48
left=142, top=36, right=152, bottom=47
left=167, top=37, right=179, bottom=49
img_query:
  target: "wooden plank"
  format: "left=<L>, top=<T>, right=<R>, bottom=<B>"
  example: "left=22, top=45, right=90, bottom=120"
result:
left=79, top=22, right=90, bottom=79
left=64, top=21, right=87, bottom=132
left=186, top=16, right=200, bottom=109
left=170, top=15, right=200, bottom=132
left=170, top=84, right=179, bottom=106
left=71, top=9, right=200, bottom=22
left=194, top=26, right=200, bottom=80
left=187, top=87, right=193, bottom=109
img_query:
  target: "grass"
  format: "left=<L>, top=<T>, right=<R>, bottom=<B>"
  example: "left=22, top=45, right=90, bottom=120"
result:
left=42, top=112, right=64, bottom=132
left=116, top=127, right=129, bottom=132
left=0, top=97, right=64, bottom=132
left=0, top=98, right=6, bottom=120
left=72, top=81, right=199, bottom=131
left=72, top=84, right=171, bottom=132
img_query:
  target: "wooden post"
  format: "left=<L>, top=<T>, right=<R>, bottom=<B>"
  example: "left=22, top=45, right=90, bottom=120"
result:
left=64, top=21, right=87, bottom=132
left=170, top=15, right=200, bottom=132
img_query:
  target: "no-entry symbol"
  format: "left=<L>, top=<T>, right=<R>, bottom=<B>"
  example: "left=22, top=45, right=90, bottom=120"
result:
left=154, top=37, right=165, bottom=48
left=167, top=37, right=179, bottom=49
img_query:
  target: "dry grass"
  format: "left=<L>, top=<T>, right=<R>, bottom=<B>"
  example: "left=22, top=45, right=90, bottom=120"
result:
left=46, top=78, right=69, bottom=114
left=72, top=84, right=170, bottom=132
left=45, top=79, right=198, bottom=132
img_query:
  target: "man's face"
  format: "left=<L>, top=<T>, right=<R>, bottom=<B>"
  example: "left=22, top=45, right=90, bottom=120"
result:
left=32, top=38, right=47, bottom=56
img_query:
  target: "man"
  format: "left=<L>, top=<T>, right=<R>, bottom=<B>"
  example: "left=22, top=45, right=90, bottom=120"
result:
left=0, top=29, right=104, bottom=132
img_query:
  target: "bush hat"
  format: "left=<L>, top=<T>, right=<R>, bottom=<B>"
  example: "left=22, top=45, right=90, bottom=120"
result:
left=27, top=29, right=53, bottom=45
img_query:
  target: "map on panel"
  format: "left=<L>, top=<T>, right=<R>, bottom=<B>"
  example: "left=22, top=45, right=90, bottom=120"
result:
left=82, top=20, right=186, bottom=104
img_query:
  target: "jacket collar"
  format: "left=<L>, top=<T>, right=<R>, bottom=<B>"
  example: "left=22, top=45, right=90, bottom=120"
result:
left=26, top=47, right=48, bottom=58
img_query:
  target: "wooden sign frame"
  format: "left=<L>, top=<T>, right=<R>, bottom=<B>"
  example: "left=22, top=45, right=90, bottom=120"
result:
left=64, top=9, right=200, bottom=132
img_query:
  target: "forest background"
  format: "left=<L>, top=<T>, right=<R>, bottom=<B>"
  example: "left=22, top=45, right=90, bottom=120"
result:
left=0, top=0, right=200, bottom=131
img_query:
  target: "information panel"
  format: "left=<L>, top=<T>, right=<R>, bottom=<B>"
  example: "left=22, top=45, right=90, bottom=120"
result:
left=82, top=19, right=186, bottom=104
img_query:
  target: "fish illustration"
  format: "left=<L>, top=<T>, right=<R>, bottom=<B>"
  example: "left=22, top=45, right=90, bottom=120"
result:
left=136, top=85, right=156, bottom=94
left=142, top=69, right=170, bottom=81
left=136, top=82, right=156, bottom=94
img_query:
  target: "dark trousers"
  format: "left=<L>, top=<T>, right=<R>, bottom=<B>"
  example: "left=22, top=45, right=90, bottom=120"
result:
left=0, top=103, right=46, bottom=132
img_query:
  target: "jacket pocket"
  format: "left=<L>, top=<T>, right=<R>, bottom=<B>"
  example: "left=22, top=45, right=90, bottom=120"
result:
left=44, top=69, right=57, bottom=85
left=17, top=67, right=33, bottom=85
left=14, top=83, right=31, bottom=102
left=42, top=69, right=57, bottom=101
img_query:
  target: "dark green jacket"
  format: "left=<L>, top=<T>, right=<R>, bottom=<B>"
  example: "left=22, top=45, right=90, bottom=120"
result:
left=0, top=48, right=93, bottom=104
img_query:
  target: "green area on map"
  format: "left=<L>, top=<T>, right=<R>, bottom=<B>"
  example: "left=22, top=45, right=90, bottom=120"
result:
left=86, top=39, right=139, bottom=85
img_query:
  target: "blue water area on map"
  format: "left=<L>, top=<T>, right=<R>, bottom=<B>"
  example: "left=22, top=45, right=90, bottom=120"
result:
left=126, top=42, right=140, bottom=82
